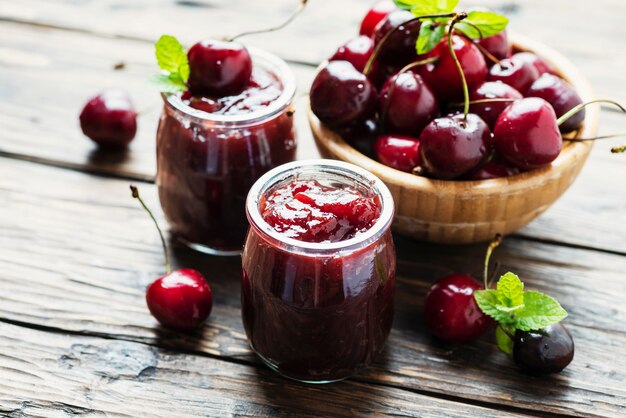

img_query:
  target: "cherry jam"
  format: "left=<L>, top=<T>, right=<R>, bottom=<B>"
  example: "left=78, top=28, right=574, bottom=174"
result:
left=156, top=49, right=297, bottom=255
left=242, top=160, right=396, bottom=383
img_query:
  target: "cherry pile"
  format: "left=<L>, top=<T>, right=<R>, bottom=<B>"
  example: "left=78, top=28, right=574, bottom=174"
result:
left=310, top=1, right=588, bottom=180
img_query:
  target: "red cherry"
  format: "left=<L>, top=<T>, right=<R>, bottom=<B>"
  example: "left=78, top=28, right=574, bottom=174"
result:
left=494, top=97, right=562, bottom=170
left=359, top=0, right=396, bottom=38
left=310, top=61, right=377, bottom=128
left=423, top=274, right=493, bottom=343
left=187, top=40, right=252, bottom=96
left=330, top=35, right=375, bottom=73
left=79, top=90, right=137, bottom=148
left=465, top=160, right=519, bottom=180
left=379, top=71, right=439, bottom=137
left=372, top=10, right=421, bottom=66
left=478, top=31, right=512, bottom=61
left=419, top=113, right=492, bottom=179
left=374, top=134, right=420, bottom=172
left=526, top=73, right=584, bottom=133
left=487, top=55, right=540, bottom=94
left=512, top=52, right=555, bottom=76
left=338, top=118, right=379, bottom=157
left=469, top=81, right=523, bottom=129
left=146, top=269, right=213, bottom=332
left=418, top=35, right=487, bottom=102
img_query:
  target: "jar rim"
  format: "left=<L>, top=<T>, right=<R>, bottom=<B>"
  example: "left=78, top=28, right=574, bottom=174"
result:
left=246, top=159, right=395, bottom=254
left=162, top=47, right=296, bottom=124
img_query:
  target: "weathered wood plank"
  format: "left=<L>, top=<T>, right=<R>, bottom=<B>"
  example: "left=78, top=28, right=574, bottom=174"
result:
left=1, top=0, right=625, bottom=103
left=1, top=157, right=625, bottom=417
left=0, top=322, right=532, bottom=417
left=1, top=22, right=625, bottom=254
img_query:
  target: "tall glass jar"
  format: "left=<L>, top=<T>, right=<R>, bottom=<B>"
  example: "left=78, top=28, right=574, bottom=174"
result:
left=242, top=160, right=396, bottom=383
left=156, top=49, right=297, bottom=255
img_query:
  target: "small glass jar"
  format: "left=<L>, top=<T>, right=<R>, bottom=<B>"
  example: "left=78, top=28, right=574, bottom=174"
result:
left=156, top=48, right=297, bottom=255
left=242, top=160, right=396, bottom=383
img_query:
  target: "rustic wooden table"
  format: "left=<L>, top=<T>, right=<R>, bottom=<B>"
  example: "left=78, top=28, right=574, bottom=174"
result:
left=1, top=0, right=625, bottom=416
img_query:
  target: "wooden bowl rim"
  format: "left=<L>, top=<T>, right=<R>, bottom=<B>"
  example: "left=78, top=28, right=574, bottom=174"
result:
left=308, top=32, right=600, bottom=196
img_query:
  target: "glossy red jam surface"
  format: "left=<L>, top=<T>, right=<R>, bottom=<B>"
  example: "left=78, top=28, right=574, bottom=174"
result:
left=157, top=66, right=295, bottom=252
left=259, top=180, right=381, bottom=243
left=182, top=67, right=282, bottom=115
left=242, top=174, right=395, bottom=382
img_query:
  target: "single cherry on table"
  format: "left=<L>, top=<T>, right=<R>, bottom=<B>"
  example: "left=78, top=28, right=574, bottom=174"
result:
left=130, top=186, right=213, bottom=332
left=79, top=90, right=137, bottom=148
left=513, top=323, right=575, bottom=375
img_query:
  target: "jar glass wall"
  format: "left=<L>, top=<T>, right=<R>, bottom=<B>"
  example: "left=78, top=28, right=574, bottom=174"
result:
left=242, top=160, right=396, bottom=383
left=156, top=49, right=297, bottom=255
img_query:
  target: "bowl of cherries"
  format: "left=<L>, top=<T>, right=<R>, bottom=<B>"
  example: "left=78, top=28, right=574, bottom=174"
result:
left=308, top=0, right=600, bottom=244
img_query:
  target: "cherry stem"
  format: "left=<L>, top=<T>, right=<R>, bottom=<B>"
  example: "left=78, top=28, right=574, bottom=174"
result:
left=379, top=56, right=439, bottom=133
left=612, top=145, right=626, bottom=153
left=227, top=0, right=308, bottom=42
left=557, top=99, right=626, bottom=126
left=473, top=41, right=501, bottom=66
left=450, top=98, right=517, bottom=107
left=483, top=234, right=503, bottom=289
left=447, top=13, right=470, bottom=122
left=363, top=12, right=456, bottom=75
left=566, top=132, right=626, bottom=142
left=130, top=185, right=172, bottom=274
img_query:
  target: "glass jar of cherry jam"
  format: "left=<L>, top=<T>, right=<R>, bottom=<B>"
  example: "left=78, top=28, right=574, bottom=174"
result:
left=156, top=48, right=297, bottom=255
left=242, top=160, right=396, bottom=383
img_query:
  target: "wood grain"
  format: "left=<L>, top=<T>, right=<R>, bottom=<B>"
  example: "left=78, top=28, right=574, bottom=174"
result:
left=1, top=156, right=625, bottom=417
left=1, top=322, right=536, bottom=418
left=1, top=0, right=625, bottom=102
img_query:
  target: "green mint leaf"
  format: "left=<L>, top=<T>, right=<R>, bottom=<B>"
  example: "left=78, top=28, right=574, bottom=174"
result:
left=456, top=11, right=508, bottom=39
left=395, top=0, right=458, bottom=14
left=474, top=289, right=515, bottom=324
left=495, top=325, right=514, bottom=355
left=416, top=21, right=445, bottom=55
left=496, top=272, right=524, bottom=309
left=148, top=73, right=186, bottom=93
left=514, top=291, right=568, bottom=331
left=155, top=35, right=189, bottom=82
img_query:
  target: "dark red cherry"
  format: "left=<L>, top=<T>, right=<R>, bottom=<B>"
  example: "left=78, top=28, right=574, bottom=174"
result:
left=512, top=52, right=555, bottom=76
left=330, top=35, right=375, bottom=73
left=79, top=90, right=137, bottom=148
left=526, top=73, right=584, bottom=133
left=478, top=31, right=512, bottom=61
left=487, top=55, right=540, bottom=94
left=372, top=10, right=421, bottom=66
left=423, top=274, right=493, bottom=343
left=146, top=268, right=213, bottom=332
left=513, top=323, right=575, bottom=375
left=419, top=113, right=492, bottom=179
left=469, top=81, right=523, bottom=128
left=374, top=134, right=420, bottom=173
left=465, top=160, right=519, bottom=180
left=418, top=35, right=487, bottom=102
left=360, top=0, right=396, bottom=38
left=379, top=71, right=439, bottom=137
left=494, top=97, right=562, bottom=170
left=338, top=118, right=379, bottom=157
left=310, top=60, right=377, bottom=128
left=187, top=40, right=252, bottom=96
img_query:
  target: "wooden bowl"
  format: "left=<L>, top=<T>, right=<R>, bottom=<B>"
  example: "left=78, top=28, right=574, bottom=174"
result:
left=309, top=33, right=600, bottom=244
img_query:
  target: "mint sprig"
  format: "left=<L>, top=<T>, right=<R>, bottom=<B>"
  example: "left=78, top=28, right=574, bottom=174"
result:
left=149, top=35, right=189, bottom=93
left=399, top=0, right=509, bottom=55
left=475, top=272, right=568, bottom=353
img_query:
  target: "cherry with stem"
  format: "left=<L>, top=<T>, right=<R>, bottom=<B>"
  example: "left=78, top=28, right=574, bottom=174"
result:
left=447, top=12, right=470, bottom=123
left=131, top=185, right=171, bottom=273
